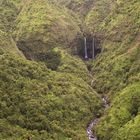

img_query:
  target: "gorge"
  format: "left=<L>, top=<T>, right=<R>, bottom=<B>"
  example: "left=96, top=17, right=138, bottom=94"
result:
left=0, top=0, right=140, bottom=140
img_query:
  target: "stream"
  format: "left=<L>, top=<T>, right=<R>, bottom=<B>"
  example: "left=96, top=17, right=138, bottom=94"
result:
left=84, top=36, right=109, bottom=139
left=87, top=97, right=109, bottom=140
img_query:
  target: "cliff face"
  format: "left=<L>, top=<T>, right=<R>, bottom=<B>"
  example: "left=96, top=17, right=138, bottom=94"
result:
left=0, top=0, right=140, bottom=140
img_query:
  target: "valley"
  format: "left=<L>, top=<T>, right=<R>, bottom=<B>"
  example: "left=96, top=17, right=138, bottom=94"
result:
left=0, top=0, right=140, bottom=140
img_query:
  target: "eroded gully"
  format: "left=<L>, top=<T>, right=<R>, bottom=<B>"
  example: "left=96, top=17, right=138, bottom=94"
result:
left=87, top=96, right=109, bottom=140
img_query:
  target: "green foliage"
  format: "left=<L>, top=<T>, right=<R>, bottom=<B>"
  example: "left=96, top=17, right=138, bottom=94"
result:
left=57, top=49, right=91, bottom=82
left=0, top=51, right=102, bottom=140
left=0, top=0, right=24, bottom=56
left=1, top=0, right=140, bottom=140
left=96, top=83, right=140, bottom=140
left=36, top=48, right=61, bottom=70
left=113, top=114, right=140, bottom=140
left=0, top=0, right=19, bottom=32
left=14, top=0, right=81, bottom=62
left=0, top=31, right=24, bottom=57
left=85, top=0, right=140, bottom=95
left=84, top=0, right=140, bottom=139
left=52, top=0, right=94, bottom=16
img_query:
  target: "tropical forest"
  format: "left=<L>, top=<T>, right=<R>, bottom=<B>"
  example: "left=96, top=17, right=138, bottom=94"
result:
left=0, top=0, right=140, bottom=140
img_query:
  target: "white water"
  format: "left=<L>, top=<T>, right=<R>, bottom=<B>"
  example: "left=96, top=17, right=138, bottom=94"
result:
left=87, top=97, right=109, bottom=140
left=92, top=37, right=95, bottom=59
left=84, top=37, right=88, bottom=59
left=87, top=118, right=98, bottom=140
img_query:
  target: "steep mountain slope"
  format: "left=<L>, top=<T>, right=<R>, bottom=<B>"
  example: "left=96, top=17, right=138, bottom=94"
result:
left=84, top=0, right=140, bottom=139
left=85, top=0, right=140, bottom=95
left=0, top=0, right=140, bottom=140
left=0, top=0, right=102, bottom=140
left=96, top=83, right=140, bottom=140
left=52, top=0, right=94, bottom=17
left=14, top=0, right=81, bottom=65
left=0, top=0, right=23, bottom=56
left=0, top=51, right=102, bottom=140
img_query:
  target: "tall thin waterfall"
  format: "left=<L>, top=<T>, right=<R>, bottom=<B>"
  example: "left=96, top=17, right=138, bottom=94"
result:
left=92, top=37, right=95, bottom=59
left=84, top=37, right=88, bottom=59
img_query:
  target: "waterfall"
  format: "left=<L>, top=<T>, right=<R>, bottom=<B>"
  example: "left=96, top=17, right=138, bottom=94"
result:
left=92, top=37, right=95, bottom=59
left=84, top=37, right=88, bottom=59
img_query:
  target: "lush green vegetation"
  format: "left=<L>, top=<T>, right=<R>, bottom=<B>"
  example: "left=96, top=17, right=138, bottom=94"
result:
left=0, top=50, right=102, bottom=140
left=0, top=0, right=102, bottom=139
left=14, top=0, right=81, bottom=62
left=96, top=83, right=140, bottom=140
left=84, top=0, right=140, bottom=139
left=85, top=0, right=140, bottom=95
left=0, top=0, right=23, bottom=56
left=0, top=0, right=140, bottom=139
left=52, top=0, right=94, bottom=16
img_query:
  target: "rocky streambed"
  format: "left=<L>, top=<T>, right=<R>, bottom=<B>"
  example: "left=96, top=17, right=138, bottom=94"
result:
left=87, top=97, right=109, bottom=140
